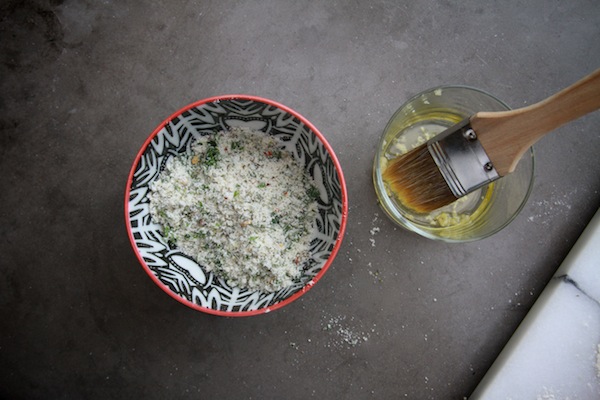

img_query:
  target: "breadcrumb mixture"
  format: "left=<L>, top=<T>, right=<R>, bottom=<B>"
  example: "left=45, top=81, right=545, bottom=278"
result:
left=149, top=127, right=319, bottom=293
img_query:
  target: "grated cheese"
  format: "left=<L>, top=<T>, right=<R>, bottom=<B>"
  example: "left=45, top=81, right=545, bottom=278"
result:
left=148, top=127, right=319, bottom=293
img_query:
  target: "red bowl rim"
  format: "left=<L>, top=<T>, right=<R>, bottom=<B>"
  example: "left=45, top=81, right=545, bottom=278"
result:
left=124, top=94, right=348, bottom=317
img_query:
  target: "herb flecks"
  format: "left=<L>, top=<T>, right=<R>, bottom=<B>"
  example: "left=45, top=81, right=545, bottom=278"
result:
left=306, top=185, right=321, bottom=202
left=231, top=141, right=244, bottom=151
left=271, top=213, right=281, bottom=225
left=203, top=139, right=220, bottom=167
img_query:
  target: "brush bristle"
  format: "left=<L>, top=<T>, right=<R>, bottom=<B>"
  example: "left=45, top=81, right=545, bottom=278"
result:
left=382, top=145, right=457, bottom=214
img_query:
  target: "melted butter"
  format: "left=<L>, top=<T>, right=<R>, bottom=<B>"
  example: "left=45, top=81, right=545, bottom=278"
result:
left=380, top=116, right=495, bottom=233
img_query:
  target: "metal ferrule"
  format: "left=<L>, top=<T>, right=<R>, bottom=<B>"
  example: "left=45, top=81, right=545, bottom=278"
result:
left=427, top=118, right=499, bottom=198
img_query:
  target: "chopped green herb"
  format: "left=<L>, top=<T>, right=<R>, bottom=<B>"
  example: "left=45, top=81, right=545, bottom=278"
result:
left=306, top=185, right=320, bottom=201
left=204, top=139, right=220, bottom=167
left=231, top=141, right=243, bottom=151
left=271, top=213, right=281, bottom=224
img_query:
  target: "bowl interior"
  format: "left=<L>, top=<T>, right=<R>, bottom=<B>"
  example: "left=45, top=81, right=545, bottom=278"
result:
left=126, top=96, right=347, bottom=316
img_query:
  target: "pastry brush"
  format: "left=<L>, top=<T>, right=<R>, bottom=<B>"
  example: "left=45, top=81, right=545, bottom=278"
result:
left=382, top=68, right=600, bottom=214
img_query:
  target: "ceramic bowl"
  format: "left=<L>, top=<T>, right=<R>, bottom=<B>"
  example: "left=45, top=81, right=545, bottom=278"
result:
left=125, top=95, right=347, bottom=316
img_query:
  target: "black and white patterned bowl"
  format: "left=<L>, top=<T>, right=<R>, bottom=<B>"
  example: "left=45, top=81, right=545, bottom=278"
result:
left=125, top=95, right=348, bottom=316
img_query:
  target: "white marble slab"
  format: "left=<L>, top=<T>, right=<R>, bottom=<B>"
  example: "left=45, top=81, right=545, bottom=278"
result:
left=471, top=208, right=600, bottom=400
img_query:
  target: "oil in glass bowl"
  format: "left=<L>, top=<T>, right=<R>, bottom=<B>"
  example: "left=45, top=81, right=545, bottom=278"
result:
left=377, top=113, right=495, bottom=237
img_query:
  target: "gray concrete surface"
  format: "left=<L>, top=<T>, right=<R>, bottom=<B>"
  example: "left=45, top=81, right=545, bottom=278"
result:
left=1, top=0, right=599, bottom=399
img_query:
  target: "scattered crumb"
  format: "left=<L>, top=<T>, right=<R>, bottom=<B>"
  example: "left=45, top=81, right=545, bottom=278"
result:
left=368, top=265, right=383, bottom=283
left=322, top=315, right=373, bottom=349
left=527, top=191, right=575, bottom=225
left=536, top=387, right=560, bottom=400
left=369, top=214, right=380, bottom=247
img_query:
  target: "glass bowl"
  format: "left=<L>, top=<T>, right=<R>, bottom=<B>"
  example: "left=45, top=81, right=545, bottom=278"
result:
left=373, top=86, right=534, bottom=242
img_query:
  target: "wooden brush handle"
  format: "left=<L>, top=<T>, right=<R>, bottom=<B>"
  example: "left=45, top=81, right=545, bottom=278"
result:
left=471, top=68, right=600, bottom=175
